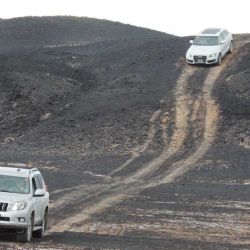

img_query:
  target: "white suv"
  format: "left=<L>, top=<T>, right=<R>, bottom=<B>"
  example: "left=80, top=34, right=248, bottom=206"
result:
left=186, top=28, right=233, bottom=65
left=0, top=166, right=49, bottom=243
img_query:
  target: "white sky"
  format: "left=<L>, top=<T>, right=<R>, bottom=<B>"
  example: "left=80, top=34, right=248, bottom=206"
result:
left=0, top=0, right=250, bottom=36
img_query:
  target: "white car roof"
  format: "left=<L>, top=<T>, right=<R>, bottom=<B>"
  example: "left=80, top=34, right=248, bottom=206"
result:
left=0, top=166, right=39, bottom=177
left=199, top=28, right=225, bottom=36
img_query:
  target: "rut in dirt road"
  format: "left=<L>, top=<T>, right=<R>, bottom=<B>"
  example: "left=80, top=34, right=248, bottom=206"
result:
left=124, top=66, right=198, bottom=181
left=49, top=44, right=240, bottom=234
left=109, top=109, right=162, bottom=176
left=111, top=65, right=199, bottom=179
left=49, top=65, right=200, bottom=232
left=49, top=66, right=196, bottom=212
left=155, top=48, right=237, bottom=185
left=49, top=108, right=162, bottom=210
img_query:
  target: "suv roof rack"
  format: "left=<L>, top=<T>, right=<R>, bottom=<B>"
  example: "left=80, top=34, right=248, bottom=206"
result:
left=29, top=168, right=39, bottom=174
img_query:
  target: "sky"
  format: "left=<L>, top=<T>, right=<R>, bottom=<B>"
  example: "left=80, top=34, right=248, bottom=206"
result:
left=0, top=0, right=250, bottom=36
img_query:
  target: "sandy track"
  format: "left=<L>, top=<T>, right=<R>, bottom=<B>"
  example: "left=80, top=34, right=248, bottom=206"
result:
left=156, top=47, right=237, bottom=185
left=49, top=109, right=161, bottom=210
left=125, top=66, right=197, bottom=181
left=50, top=45, right=240, bottom=234
left=109, top=108, right=162, bottom=176
left=160, top=111, right=169, bottom=145
left=157, top=64, right=223, bottom=184
left=49, top=66, right=195, bottom=212
left=49, top=65, right=199, bottom=232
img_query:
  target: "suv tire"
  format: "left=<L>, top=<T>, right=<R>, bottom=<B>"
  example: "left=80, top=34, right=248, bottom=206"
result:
left=16, top=214, right=34, bottom=243
left=33, top=210, right=48, bottom=238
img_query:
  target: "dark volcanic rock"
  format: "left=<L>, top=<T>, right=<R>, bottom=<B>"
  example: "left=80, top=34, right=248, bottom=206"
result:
left=0, top=16, right=188, bottom=157
left=0, top=16, right=172, bottom=53
left=215, top=42, right=250, bottom=147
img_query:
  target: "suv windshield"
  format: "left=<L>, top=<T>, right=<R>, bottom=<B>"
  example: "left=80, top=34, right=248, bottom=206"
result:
left=0, top=175, right=30, bottom=194
left=194, top=36, right=219, bottom=46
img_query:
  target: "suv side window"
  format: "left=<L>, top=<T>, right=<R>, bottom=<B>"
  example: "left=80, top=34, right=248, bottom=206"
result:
left=34, top=175, right=43, bottom=189
left=219, top=33, right=225, bottom=42
left=37, top=175, right=44, bottom=189
left=32, top=178, right=37, bottom=195
left=32, top=175, right=42, bottom=195
left=222, top=31, right=228, bottom=40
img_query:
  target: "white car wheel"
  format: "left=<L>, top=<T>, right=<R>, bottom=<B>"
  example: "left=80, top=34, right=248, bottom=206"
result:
left=33, top=210, right=48, bottom=238
left=217, top=54, right=222, bottom=66
left=229, top=41, right=233, bottom=53
left=16, top=215, right=33, bottom=243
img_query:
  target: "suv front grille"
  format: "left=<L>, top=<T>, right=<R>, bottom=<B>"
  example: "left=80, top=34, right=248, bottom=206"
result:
left=0, top=217, right=10, bottom=221
left=0, top=202, right=8, bottom=212
left=194, top=55, right=207, bottom=63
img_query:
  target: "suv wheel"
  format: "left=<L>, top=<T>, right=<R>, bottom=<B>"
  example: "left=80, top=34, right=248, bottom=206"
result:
left=217, top=53, right=222, bottom=66
left=16, top=214, right=34, bottom=243
left=33, top=210, right=48, bottom=238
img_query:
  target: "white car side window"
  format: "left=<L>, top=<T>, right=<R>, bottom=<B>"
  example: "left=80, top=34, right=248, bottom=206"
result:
left=220, top=33, right=224, bottom=42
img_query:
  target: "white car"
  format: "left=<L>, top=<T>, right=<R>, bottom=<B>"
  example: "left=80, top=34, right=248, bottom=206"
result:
left=0, top=167, right=49, bottom=243
left=186, top=28, right=233, bottom=65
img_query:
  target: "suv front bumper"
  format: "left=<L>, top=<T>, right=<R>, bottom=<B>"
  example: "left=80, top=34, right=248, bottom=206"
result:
left=0, top=210, right=29, bottom=229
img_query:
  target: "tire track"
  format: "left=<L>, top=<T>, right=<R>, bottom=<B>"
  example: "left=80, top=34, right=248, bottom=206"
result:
left=154, top=46, right=240, bottom=185
left=109, top=108, right=162, bottom=176
left=49, top=66, right=196, bottom=210
left=49, top=65, right=199, bottom=232
left=160, top=112, right=169, bottom=146
left=49, top=44, right=242, bottom=233
left=122, top=66, right=198, bottom=181
left=49, top=109, right=162, bottom=210
left=69, top=59, right=224, bottom=230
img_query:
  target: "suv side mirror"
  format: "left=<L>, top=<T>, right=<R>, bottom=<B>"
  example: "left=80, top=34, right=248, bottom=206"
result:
left=189, top=40, right=194, bottom=44
left=34, top=189, right=45, bottom=197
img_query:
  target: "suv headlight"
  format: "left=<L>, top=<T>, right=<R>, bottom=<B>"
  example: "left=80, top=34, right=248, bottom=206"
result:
left=188, top=53, right=193, bottom=58
left=209, top=53, right=217, bottom=58
left=8, top=201, right=27, bottom=211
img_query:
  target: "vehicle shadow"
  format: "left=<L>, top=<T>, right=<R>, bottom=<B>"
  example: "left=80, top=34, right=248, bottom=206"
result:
left=0, top=230, right=16, bottom=242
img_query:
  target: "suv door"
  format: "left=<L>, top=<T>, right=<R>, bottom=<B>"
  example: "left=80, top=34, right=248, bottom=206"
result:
left=32, top=176, right=43, bottom=224
left=35, top=174, right=48, bottom=217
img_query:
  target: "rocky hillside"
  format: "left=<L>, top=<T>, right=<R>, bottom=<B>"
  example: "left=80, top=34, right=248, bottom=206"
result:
left=0, top=16, right=187, bottom=158
left=0, top=16, right=169, bottom=52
